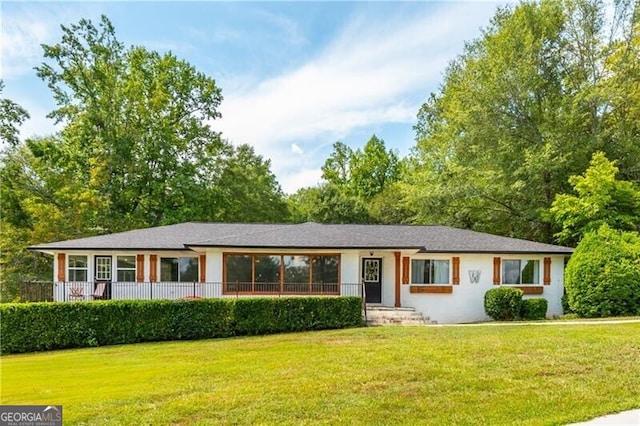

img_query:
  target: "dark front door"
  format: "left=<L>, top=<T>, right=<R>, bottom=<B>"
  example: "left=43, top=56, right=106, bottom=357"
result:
left=362, top=258, right=382, bottom=303
left=94, top=255, right=112, bottom=299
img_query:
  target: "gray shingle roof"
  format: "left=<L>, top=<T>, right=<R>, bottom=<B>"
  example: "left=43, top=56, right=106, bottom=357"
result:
left=28, top=222, right=573, bottom=254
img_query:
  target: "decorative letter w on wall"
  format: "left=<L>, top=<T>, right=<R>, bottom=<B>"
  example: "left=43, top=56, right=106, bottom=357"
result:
left=468, top=270, right=481, bottom=284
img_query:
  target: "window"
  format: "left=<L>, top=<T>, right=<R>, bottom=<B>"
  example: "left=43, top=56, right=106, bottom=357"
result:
left=160, top=257, right=199, bottom=282
left=224, top=253, right=340, bottom=294
left=284, top=255, right=310, bottom=292
left=255, top=255, right=281, bottom=292
left=411, top=259, right=450, bottom=284
left=503, top=260, right=540, bottom=284
left=117, top=256, right=136, bottom=282
left=68, top=255, right=88, bottom=282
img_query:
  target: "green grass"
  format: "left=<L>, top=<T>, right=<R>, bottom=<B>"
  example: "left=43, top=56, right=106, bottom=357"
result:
left=2, top=324, right=640, bottom=425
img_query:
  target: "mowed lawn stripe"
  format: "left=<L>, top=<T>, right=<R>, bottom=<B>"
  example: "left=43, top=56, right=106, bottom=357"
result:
left=2, top=324, right=640, bottom=425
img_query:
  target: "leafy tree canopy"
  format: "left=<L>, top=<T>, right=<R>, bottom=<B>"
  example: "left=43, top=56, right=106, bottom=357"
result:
left=551, top=152, right=640, bottom=245
left=409, top=0, right=640, bottom=242
left=0, top=81, right=30, bottom=147
left=291, top=135, right=403, bottom=224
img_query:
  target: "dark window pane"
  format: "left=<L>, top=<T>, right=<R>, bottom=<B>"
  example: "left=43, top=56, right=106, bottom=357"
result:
left=503, top=260, right=521, bottom=284
left=117, top=256, right=136, bottom=269
left=69, top=269, right=87, bottom=282
left=284, top=255, right=310, bottom=293
left=285, top=255, right=310, bottom=283
left=69, top=255, right=87, bottom=268
left=255, top=255, right=281, bottom=292
left=521, top=260, right=539, bottom=284
left=160, top=258, right=178, bottom=281
left=255, top=255, right=281, bottom=283
left=312, top=256, right=339, bottom=283
left=179, top=257, right=199, bottom=282
left=117, top=270, right=136, bottom=282
left=226, top=255, right=252, bottom=286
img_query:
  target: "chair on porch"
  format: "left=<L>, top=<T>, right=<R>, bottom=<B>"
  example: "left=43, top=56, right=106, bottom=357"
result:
left=69, top=286, right=85, bottom=301
left=92, top=283, right=107, bottom=300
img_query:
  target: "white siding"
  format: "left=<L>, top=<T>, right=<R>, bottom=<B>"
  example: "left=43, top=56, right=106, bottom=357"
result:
left=401, top=253, right=566, bottom=323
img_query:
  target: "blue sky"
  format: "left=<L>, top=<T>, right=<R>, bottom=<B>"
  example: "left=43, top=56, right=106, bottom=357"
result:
left=2, top=1, right=508, bottom=193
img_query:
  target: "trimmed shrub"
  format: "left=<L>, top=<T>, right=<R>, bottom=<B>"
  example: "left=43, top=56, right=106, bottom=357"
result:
left=233, top=297, right=363, bottom=335
left=0, top=296, right=363, bottom=354
left=484, top=287, right=523, bottom=321
left=521, top=298, right=548, bottom=320
left=565, top=225, right=640, bottom=318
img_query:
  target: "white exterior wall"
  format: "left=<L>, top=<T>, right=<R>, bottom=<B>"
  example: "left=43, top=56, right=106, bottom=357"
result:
left=401, top=253, right=567, bottom=323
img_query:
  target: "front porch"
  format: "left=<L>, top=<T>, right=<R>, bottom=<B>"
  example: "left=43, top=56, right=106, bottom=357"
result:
left=17, top=281, right=364, bottom=303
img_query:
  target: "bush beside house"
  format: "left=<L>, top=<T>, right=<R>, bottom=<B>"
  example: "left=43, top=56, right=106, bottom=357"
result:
left=484, top=288, right=548, bottom=321
left=565, top=226, right=640, bottom=318
left=521, top=298, right=548, bottom=320
left=0, top=297, right=363, bottom=354
left=484, top=287, right=524, bottom=321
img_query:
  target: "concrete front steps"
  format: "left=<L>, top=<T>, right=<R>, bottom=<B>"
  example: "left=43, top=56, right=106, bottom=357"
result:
left=365, top=306, right=436, bottom=326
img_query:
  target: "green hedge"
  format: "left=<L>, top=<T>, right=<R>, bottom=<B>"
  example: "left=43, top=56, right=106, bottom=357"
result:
left=0, top=297, right=363, bottom=354
left=234, top=297, right=363, bottom=335
left=521, top=298, right=548, bottom=320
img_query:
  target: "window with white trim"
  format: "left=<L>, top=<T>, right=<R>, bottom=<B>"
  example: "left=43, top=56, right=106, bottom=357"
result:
left=160, top=257, right=199, bottom=282
left=117, top=256, right=136, bottom=282
left=68, top=255, right=88, bottom=282
left=503, top=260, right=540, bottom=284
left=411, top=259, right=450, bottom=284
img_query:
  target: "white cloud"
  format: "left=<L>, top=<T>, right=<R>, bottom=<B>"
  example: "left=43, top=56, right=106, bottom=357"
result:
left=0, top=4, right=98, bottom=79
left=291, top=143, right=304, bottom=155
left=215, top=3, right=502, bottom=193
left=0, top=18, right=50, bottom=78
left=280, top=168, right=323, bottom=194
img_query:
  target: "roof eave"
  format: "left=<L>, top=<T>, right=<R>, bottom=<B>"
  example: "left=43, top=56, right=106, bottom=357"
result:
left=185, top=244, right=425, bottom=250
left=417, top=249, right=573, bottom=254
left=27, top=246, right=194, bottom=252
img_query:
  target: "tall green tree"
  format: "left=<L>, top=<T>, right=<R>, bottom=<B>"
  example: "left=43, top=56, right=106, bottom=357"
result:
left=551, top=152, right=640, bottom=245
left=208, top=144, right=288, bottom=223
left=0, top=81, right=30, bottom=146
left=35, top=15, right=229, bottom=230
left=291, top=135, right=403, bottom=224
left=287, top=184, right=371, bottom=224
left=410, top=0, right=640, bottom=242
left=350, top=135, right=401, bottom=200
left=0, top=137, right=104, bottom=301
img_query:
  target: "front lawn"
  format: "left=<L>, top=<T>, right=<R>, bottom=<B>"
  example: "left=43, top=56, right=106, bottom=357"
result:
left=2, top=324, right=640, bottom=425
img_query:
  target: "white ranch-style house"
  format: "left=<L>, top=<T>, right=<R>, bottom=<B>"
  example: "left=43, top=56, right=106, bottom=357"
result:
left=29, top=222, right=573, bottom=324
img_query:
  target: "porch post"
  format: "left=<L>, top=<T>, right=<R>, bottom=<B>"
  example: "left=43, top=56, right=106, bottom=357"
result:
left=394, top=251, right=401, bottom=308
